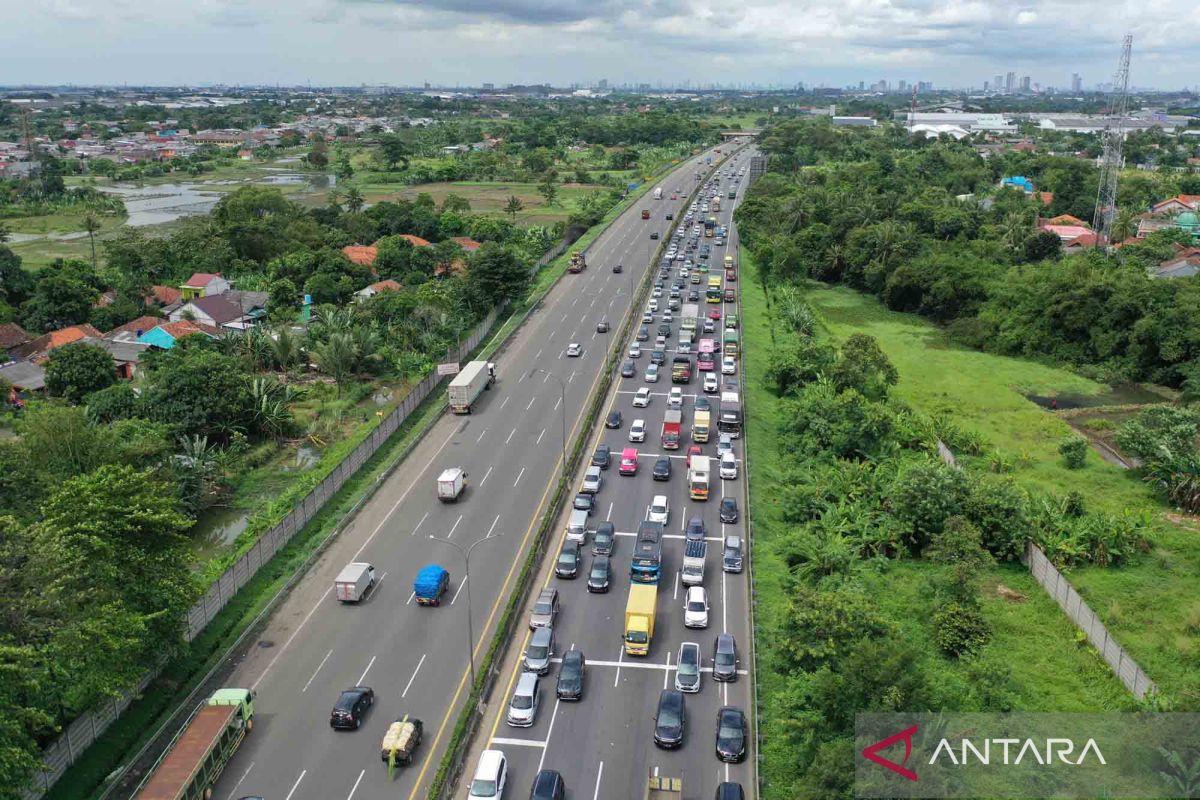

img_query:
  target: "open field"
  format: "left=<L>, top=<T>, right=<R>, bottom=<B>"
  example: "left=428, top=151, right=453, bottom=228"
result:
left=321, top=179, right=609, bottom=225
left=798, top=281, right=1200, bottom=707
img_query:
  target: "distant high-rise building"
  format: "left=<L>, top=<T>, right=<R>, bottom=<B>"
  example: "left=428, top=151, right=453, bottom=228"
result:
left=637, top=83, right=650, bottom=91
left=1005, top=72, right=1015, bottom=91
left=1020, top=75, right=1031, bottom=91
left=917, top=81, right=933, bottom=93
left=482, top=82, right=494, bottom=91
left=898, top=79, right=908, bottom=92
left=597, top=78, right=608, bottom=90
left=1071, top=73, right=1083, bottom=92
left=858, top=80, right=865, bottom=90
left=983, top=80, right=990, bottom=91
left=994, top=75, right=1004, bottom=91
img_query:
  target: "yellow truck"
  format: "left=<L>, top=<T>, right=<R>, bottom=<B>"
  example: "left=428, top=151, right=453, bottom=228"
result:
left=645, top=771, right=683, bottom=799
left=692, top=409, right=711, bottom=443
left=624, top=583, right=657, bottom=656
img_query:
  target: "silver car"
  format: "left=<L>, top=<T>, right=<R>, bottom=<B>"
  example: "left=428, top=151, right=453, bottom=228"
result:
left=675, top=642, right=702, bottom=693
left=529, top=587, right=559, bottom=629
left=581, top=465, right=602, bottom=494
left=524, top=626, right=554, bottom=674
left=506, top=672, right=539, bottom=727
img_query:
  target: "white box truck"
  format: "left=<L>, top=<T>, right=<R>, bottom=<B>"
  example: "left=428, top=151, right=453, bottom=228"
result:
left=437, top=467, right=466, bottom=502
left=447, top=360, right=495, bottom=414
left=653, top=186, right=664, bottom=200
left=681, top=540, right=706, bottom=586
left=335, top=562, right=376, bottom=603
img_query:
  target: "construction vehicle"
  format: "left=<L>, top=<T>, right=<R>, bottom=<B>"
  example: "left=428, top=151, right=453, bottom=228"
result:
left=568, top=251, right=586, bottom=273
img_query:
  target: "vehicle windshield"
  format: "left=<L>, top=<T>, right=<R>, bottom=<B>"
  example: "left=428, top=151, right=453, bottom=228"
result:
left=528, top=644, right=548, bottom=659
left=677, top=660, right=698, bottom=676
left=557, top=553, right=574, bottom=567
left=652, top=503, right=666, bottom=514
left=716, top=650, right=735, bottom=666
left=687, top=600, right=705, bottom=612
left=590, top=566, right=606, bottom=580
left=719, top=717, right=741, bottom=739
left=512, top=694, right=533, bottom=710
left=627, top=631, right=648, bottom=644
left=533, top=599, right=552, bottom=614
left=470, top=779, right=498, bottom=797
left=658, top=707, right=681, bottom=727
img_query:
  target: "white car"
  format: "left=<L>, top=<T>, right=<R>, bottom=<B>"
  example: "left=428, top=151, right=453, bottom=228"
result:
left=668, top=387, right=683, bottom=409
left=628, top=342, right=642, bottom=359
left=647, top=494, right=670, bottom=524
left=629, top=419, right=646, bottom=442
left=720, top=452, right=738, bottom=480
left=663, top=311, right=674, bottom=322
left=633, top=387, right=652, bottom=407
left=717, top=434, right=734, bottom=459
left=566, top=343, right=582, bottom=357
left=703, top=373, right=719, bottom=394
left=645, top=363, right=660, bottom=383
left=652, top=287, right=663, bottom=298
left=648, top=298, right=659, bottom=312
left=683, top=586, right=709, bottom=628
left=722, top=355, right=736, bottom=375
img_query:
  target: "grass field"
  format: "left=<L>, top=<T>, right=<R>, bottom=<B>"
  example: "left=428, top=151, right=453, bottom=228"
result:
left=796, top=281, right=1200, bottom=707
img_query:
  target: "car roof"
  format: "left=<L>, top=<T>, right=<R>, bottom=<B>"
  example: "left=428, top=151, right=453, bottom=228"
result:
left=679, top=641, right=700, bottom=657
left=686, top=585, right=706, bottom=599
left=717, top=632, right=736, bottom=649
left=652, top=494, right=667, bottom=503
left=537, top=587, right=556, bottom=601
left=596, top=520, right=614, bottom=532
left=516, top=671, right=538, bottom=691
left=563, top=648, right=584, bottom=665
left=531, top=626, right=553, bottom=644
left=476, top=749, right=505, bottom=775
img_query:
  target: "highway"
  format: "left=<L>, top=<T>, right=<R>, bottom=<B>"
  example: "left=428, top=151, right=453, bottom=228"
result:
left=461, top=151, right=759, bottom=799
left=204, top=142, right=744, bottom=800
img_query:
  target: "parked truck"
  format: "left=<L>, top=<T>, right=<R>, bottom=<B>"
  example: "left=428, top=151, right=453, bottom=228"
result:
left=624, top=583, right=658, bottom=656
left=645, top=771, right=683, bottom=800
left=692, top=408, right=711, bottom=443
left=436, top=467, right=467, bottom=502
left=568, top=251, right=586, bottom=273
left=653, top=186, right=664, bottom=200
left=630, top=520, right=664, bottom=583
left=688, top=455, right=711, bottom=501
left=661, top=409, right=682, bottom=450
left=132, top=688, right=255, bottom=800
left=447, top=360, right=496, bottom=414
left=681, top=539, right=706, bottom=586
left=335, top=562, right=376, bottom=603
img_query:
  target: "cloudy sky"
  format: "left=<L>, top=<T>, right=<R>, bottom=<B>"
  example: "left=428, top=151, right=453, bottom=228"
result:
left=1, top=0, right=1192, bottom=90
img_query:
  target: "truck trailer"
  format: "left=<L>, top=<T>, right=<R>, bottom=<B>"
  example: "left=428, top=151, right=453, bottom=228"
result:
left=447, top=360, right=495, bottom=414
left=335, top=562, right=376, bottom=603
left=653, top=186, right=664, bottom=200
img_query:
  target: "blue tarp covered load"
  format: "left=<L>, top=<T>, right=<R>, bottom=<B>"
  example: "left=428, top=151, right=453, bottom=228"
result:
left=414, top=564, right=448, bottom=597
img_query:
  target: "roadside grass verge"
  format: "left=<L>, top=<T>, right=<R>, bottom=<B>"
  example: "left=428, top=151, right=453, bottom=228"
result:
left=740, top=253, right=1136, bottom=798
left=798, top=283, right=1200, bottom=706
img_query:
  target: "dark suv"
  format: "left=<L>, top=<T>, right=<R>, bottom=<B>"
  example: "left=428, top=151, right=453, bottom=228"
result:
left=329, top=686, right=374, bottom=730
left=653, top=689, right=686, bottom=749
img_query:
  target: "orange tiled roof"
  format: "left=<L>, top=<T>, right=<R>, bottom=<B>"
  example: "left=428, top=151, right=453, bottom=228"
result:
left=398, top=234, right=432, bottom=248
left=368, top=279, right=402, bottom=293
left=105, top=315, right=163, bottom=339
left=449, top=237, right=482, bottom=251
left=148, top=285, right=182, bottom=306
left=183, top=272, right=223, bottom=287
left=342, top=245, right=378, bottom=266
left=1045, top=214, right=1087, bottom=227
left=12, top=324, right=104, bottom=361
left=156, top=320, right=221, bottom=339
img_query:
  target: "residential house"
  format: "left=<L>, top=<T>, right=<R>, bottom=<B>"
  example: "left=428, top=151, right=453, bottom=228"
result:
left=180, top=272, right=232, bottom=301
left=342, top=244, right=378, bottom=267
left=168, top=294, right=253, bottom=331
left=398, top=234, right=432, bottom=248
left=77, top=337, right=151, bottom=379
left=0, top=322, right=31, bottom=358
left=449, top=237, right=482, bottom=252
left=355, top=279, right=402, bottom=302
left=136, top=320, right=220, bottom=350
left=1152, top=251, right=1200, bottom=279
left=1037, top=217, right=1098, bottom=249
left=0, top=361, right=46, bottom=404
left=9, top=324, right=104, bottom=361
left=1148, top=195, right=1200, bottom=216
left=146, top=284, right=183, bottom=308
left=104, top=315, right=164, bottom=343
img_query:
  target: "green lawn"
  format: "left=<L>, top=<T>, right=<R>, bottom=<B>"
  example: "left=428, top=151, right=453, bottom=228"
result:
left=796, top=280, right=1200, bottom=707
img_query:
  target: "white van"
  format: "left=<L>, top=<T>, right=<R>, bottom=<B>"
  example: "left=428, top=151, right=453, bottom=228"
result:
left=720, top=452, right=738, bottom=480
left=566, top=509, right=589, bottom=544
left=468, top=750, right=508, bottom=800
left=506, top=672, right=540, bottom=727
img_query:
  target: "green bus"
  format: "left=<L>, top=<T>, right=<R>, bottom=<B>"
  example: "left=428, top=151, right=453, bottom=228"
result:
left=722, top=329, right=739, bottom=356
left=134, top=688, right=255, bottom=800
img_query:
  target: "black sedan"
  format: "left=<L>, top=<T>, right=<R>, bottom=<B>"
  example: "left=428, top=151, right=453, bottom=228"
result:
left=713, top=633, right=738, bottom=682
left=652, top=457, right=672, bottom=481
left=606, top=410, right=623, bottom=429
left=650, top=350, right=666, bottom=365
left=653, top=689, right=686, bottom=749
left=685, top=517, right=705, bottom=541
left=557, top=649, right=586, bottom=700
left=621, top=360, right=636, bottom=378
left=720, top=497, right=739, bottom=524
left=592, top=443, right=611, bottom=470
left=573, top=493, right=594, bottom=515
left=715, top=706, right=747, bottom=763
left=555, top=541, right=580, bottom=579
left=586, top=556, right=611, bottom=593
left=592, top=521, right=615, bottom=555
left=695, top=396, right=711, bottom=412
left=650, top=231, right=660, bottom=239
left=329, top=686, right=374, bottom=730
left=613, top=264, right=623, bottom=273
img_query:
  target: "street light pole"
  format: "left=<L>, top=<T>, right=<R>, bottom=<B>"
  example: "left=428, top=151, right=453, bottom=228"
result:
left=531, top=368, right=567, bottom=484
left=428, top=532, right=503, bottom=689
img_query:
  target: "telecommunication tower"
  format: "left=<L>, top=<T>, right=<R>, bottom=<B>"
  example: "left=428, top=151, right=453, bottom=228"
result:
left=1092, top=34, right=1133, bottom=247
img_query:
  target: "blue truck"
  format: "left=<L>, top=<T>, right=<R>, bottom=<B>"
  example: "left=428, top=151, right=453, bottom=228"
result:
left=413, top=564, right=449, bottom=606
left=630, top=521, right=664, bottom=583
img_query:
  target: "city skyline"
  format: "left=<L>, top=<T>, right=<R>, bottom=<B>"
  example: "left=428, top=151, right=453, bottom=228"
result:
left=1, top=0, right=1192, bottom=90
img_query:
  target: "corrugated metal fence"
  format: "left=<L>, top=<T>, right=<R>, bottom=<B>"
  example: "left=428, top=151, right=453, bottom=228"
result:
left=24, top=306, right=501, bottom=798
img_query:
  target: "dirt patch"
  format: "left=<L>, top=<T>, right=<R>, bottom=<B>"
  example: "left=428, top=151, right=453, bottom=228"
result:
left=994, top=583, right=1027, bottom=603
left=1164, top=512, right=1200, bottom=530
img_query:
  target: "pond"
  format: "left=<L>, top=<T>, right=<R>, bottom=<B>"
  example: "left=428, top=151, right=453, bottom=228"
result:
left=1023, top=383, right=1172, bottom=410
left=191, top=507, right=251, bottom=563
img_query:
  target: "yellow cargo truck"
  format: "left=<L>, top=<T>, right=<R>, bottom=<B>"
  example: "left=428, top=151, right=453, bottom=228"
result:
left=624, top=583, right=657, bottom=656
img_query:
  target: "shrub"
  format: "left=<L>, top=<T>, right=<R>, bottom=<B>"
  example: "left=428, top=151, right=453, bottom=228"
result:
left=889, top=457, right=971, bottom=552
left=932, top=601, right=991, bottom=657
left=1059, top=435, right=1088, bottom=469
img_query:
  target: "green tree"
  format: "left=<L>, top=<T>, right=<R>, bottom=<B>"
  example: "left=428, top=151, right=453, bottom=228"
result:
left=466, top=244, right=530, bottom=305
left=0, top=443, right=47, bottom=521
left=378, top=135, right=411, bottom=171
left=890, top=458, right=971, bottom=552
left=763, top=337, right=836, bottom=396
left=830, top=334, right=898, bottom=400
left=20, top=267, right=98, bottom=333
left=44, top=343, right=117, bottom=404
left=308, top=137, right=329, bottom=169
left=538, top=171, right=559, bottom=206
left=140, top=347, right=255, bottom=441
left=335, top=154, right=354, bottom=180
left=267, top=278, right=300, bottom=322
left=84, top=382, right=140, bottom=424
left=373, top=234, right=416, bottom=276
left=441, top=193, right=471, bottom=213
left=344, top=187, right=364, bottom=214
left=503, top=195, right=524, bottom=219
left=1059, top=435, right=1088, bottom=469
left=82, top=210, right=101, bottom=271
left=1022, top=230, right=1062, bottom=262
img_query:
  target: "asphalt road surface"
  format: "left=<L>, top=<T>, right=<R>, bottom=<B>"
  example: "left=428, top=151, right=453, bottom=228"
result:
left=462, top=151, right=759, bottom=800
left=205, top=142, right=748, bottom=800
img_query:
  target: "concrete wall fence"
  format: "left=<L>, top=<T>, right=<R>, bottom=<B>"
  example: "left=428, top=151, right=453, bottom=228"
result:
left=23, top=306, right=502, bottom=799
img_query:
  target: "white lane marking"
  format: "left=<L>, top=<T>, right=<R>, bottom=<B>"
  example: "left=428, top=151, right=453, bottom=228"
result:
left=572, top=296, right=579, bottom=307
left=537, top=699, right=562, bottom=774
left=402, top=653, right=427, bottom=698
left=223, top=761, right=255, bottom=800
left=491, top=737, right=547, bottom=748
left=534, top=348, right=543, bottom=361
left=357, top=655, right=376, bottom=685
left=663, top=649, right=671, bottom=690
left=506, top=428, right=516, bottom=444
left=614, top=646, right=623, bottom=687
left=501, top=396, right=510, bottom=409
left=346, top=769, right=366, bottom=800
left=411, top=511, right=429, bottom=537
left=479, top=466, right=494, bottom=486
left=284, top=770, right=306, bottom=800
left=301, top=648, right=334, bottom=693
left=561, top=313, right=569, bottom=322
left=252, top=586, right=333, bottom=690
left=526, top=395, right=537, bottom=411
left=513, top=467, right=526, bottom=487
left=476, top=427, right=488, bottom=443
left=568, top=370, right=577, bottom=384
left=486, top=514, right=501, bottom=537
left=558, top=349, right=565, bottom=359
left=544, top=372, right=551, bottom=384
left=673, top=571, right=679, bottom=601
left=592, top=761, right=605, bottom=800
left=406, top=591, right=415, bottom=605
left=451, top=576, right=469, bottom=605
left=554, top=395, right=562, bottom=411
left=536, top=428, right=546, bottom=445
left=722, top=568, right=728, bottom=634
left=447, top=514, right=463, bottom=538
left=606, top=502, right=613, bottom=521
left=723, top=680, right=729, bottom=705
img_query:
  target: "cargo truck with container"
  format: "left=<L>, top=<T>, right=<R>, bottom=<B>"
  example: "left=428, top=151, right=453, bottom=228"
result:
left=680, top=304, right=700, bottom=333
left=661, top=409, right=682, bottom=449
left=335, top=562, right=376, bottom=603
left=630, top=520, right=664, bottom=583
left=692, top=409, right=711, bottom=442
left=132, top=688, right=255, bottom=800
left=624, top=583, right=658, bottom=656
left=447, top=360, right=496, bottom=414
left=436, top=467, right=467, bottom=502
left=718, top=392, right=743, bottom=438
left=670, top=355, right=692, bottom=385
left=688, top=455, right=711, bottom=501
left=653, top=186, right=664, bottom=200
left=681, top=539, right=706, bottom=586
left=641, top=209, right=651, bottom=219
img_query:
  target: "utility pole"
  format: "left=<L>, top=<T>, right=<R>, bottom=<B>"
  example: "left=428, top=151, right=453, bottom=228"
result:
left=1092, top=34, right=1133, bottom=249
left=428, top=533, right=502, bottom=689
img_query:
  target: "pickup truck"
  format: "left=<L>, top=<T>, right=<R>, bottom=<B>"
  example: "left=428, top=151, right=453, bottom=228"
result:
left=641, top=209, right=651, bottom=219
left=413, top=564, right=449, bottom=606
left=681, top=540, right=706, bottom=586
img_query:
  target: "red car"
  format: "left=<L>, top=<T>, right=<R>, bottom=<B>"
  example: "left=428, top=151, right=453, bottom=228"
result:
left=724, top=288, right=736, bottom=302
left=686, top=445, right=702, bottom=467
left=707, top=308, right=722, bottom=321
left=725, top=269, right=737, bottom=282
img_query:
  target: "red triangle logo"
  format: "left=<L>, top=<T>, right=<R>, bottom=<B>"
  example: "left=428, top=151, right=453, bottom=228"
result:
left=862, top=724, right=919, bottom=781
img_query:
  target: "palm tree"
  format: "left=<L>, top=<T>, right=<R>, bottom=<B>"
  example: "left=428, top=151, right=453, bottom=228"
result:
left=1111, top=207, right=1138, bottom=243
left=82, top=210, right=101, bottom=270
left=1001, top=211, right=1032, bottom=252
left=0, top=221, right=10, bottom=243
left=344, top=187, right=365, bottom=214
left=268, top=326, right=304, bottom=376
left=311, top=331, right=357, bottom=392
